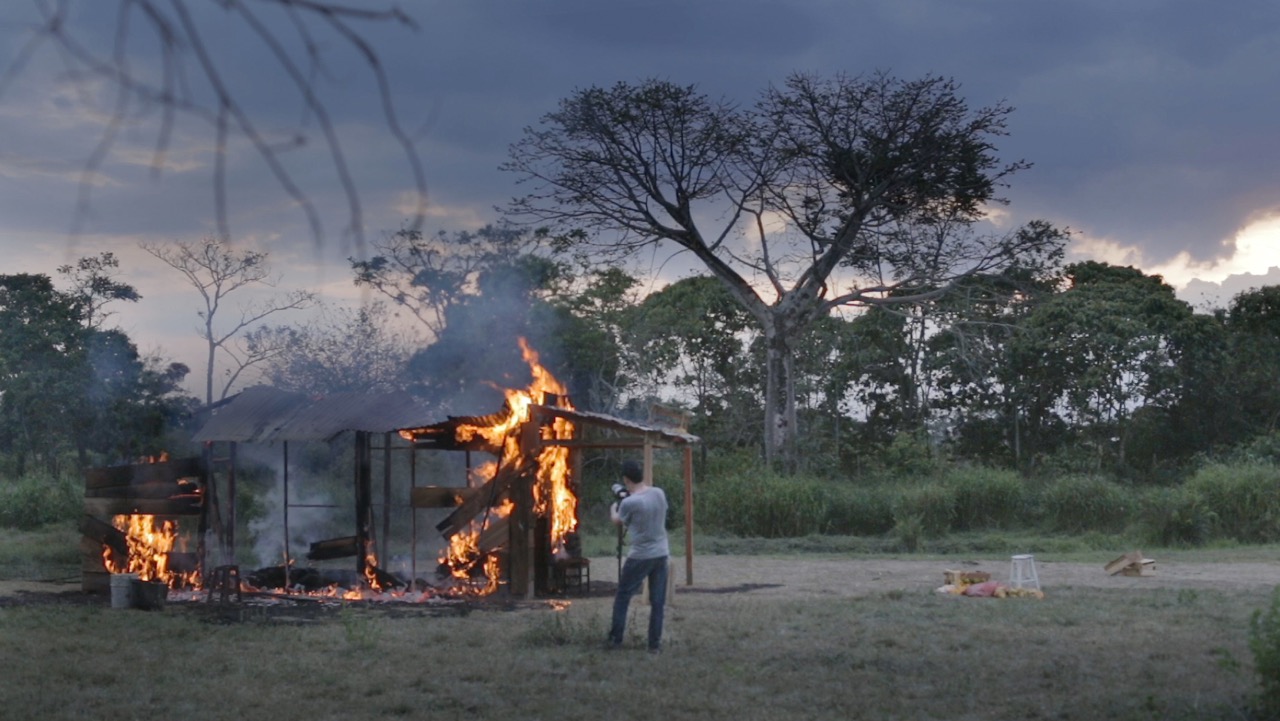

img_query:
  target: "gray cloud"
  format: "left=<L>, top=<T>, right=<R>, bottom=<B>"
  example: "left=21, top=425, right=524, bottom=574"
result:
left=4, top=0, right=1280, bottom=313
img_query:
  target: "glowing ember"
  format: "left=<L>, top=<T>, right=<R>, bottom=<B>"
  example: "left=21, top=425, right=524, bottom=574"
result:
left=363, top=547, right=387, bottom=592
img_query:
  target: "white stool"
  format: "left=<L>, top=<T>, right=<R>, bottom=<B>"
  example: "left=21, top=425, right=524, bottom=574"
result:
left=1009, top=554, right=1040, bottom=590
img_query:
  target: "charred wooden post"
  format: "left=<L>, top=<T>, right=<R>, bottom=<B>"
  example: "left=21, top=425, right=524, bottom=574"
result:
left=509, top=470, right=535, bottom=599
left=198, top=443, right=211, bottom=586
left=227, top=443, right=238, bottom=564
left=282, top=441, right=290, bottom=590
left=534, top=514, right=551, bottom=595
left=382, top=432, right=392, bottom=562
left=354, top=431, right=374, bottom=580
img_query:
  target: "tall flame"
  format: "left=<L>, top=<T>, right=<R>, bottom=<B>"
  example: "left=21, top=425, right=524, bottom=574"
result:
left=102, top=514, right=200, bottom=589
left=431, top=339, right=578, bottom=594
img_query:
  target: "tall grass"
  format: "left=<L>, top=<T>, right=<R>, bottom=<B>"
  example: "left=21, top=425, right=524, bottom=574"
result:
left=947, top=466, right=1026, bottom=530
left=1037, top=474, right=1132, bottom=533
left=697, top=469, right=830, bottom=537
left=892, top=483, right=955, bottom=539
left=1135, top=486, right=1213, bottom=548
left=0, top=524, right=80, bottom=579
left=688, top=459, right=1280, bottom=549
left=1185, top=461, right=1280, bottom=544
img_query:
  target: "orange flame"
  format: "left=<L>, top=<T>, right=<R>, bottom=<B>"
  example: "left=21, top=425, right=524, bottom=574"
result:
left=363, top=549, right=384, bottom=592
left=427, top=339, right=578, bottom=595
left=102, top=515, right=200, bottom=589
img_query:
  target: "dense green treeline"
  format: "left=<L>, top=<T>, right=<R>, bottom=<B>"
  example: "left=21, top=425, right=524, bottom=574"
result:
left=0, top=262, right=196, bottom=478
left=13, top=241, right=1280, bottom=487
left=4, top=234, right=1280, bottom=546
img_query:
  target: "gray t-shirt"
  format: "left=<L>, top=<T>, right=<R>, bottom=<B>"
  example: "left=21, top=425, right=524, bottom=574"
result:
left=618, top=486, right=670, bottom=560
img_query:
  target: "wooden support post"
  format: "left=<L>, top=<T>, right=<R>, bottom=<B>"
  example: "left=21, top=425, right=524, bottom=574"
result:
left=509, top=470, right=535, bottom=599
left=409, top=444, right=418, bottom=588
left=355, top=431, right=373, bottom=579
left=282, top=441, right=290, bottom=592
left=227, top=442, right=238, bottom=564
left=382, top=432, right=392, bottom=561
left=197, top=443, right=211, bottom=587
left=534, top=515, right=551, bottom=595
left=643, top=436, right=654, bottom=484
left=683, top=444, right=694, bottom=586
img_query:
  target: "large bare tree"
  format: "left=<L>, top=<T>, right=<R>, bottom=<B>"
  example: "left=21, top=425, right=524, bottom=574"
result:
left=504, top=72, right=1062, bottom=469
left=141, top=236, right=314, bottom=406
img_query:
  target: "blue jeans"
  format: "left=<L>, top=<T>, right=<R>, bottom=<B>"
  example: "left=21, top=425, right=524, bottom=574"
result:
left=608, top=555, right=668, bottom=650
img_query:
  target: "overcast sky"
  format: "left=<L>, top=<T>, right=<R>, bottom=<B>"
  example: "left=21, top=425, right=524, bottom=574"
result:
left=3, top=0, right=1280, bottom=384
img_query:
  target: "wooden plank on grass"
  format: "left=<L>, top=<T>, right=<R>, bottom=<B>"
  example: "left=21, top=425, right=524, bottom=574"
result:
left=1105, top=551, right=1143, bottom=576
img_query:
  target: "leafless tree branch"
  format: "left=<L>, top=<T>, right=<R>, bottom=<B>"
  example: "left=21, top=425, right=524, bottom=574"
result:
left=4, top=0, right=426, bottom=251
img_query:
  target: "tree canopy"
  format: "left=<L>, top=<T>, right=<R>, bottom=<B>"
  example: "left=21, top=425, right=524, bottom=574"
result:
left=504, top=72, right=1064, bottom=469
left=0, top=271, right=193, bottom=474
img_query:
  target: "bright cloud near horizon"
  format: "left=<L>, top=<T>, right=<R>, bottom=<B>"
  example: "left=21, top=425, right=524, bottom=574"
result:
left=3, top=0, right=1280, bottom=378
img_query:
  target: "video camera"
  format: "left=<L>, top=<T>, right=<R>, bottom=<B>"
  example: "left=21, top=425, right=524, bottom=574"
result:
left=610, top=482, right=630, bottom=501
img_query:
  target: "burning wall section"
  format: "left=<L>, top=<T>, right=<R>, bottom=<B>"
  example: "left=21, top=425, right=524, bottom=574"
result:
left=402, top=341, right=583, bottom=598
left=80, top=456, right=206, bottom=593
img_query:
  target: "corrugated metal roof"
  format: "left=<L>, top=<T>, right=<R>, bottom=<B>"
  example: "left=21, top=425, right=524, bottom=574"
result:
left=192, top=386, right=437, bottom=443
left=400, top=403, right=699, bottom=447
left=534, top=405, right=701, bottom=445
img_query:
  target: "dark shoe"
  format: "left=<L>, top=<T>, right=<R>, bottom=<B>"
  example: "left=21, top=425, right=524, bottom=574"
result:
left=648, top=646, right=662, bottom=655
left=604, top=640, right=622, bottom=651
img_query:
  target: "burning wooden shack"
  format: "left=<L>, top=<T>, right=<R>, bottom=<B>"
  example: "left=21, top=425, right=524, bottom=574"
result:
left=399, top=369, right=700, bottom=598
left=83, top=344, right=699, bottom=601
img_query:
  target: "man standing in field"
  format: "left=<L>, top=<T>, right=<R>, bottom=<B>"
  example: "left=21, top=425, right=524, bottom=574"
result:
left=606, top=459, right=670, bottom=653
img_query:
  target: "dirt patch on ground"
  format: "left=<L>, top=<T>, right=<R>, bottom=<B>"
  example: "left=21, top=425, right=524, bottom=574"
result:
left=675, top=555, right=1280, bottom=598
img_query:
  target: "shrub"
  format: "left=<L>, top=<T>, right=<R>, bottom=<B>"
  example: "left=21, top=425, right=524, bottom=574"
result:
left=879, top=432, right=942, bottom=479
left=1185, top=461, right=1280, bottom=544
left=946, top=466, right=1026, bottom=531
left=1250, top=586, right=1280, bottom=717
left=0, top=473, right=81, bottom=529
left=1135, top=486, right=1213, bottom=548
left=892, top=483, right=955, bottom=538
left=892, top=513, right=925, bottom=552
left=823, top=485, right=895, bottom=536
left=1038, top=475, right=1131, bottom=533
left=1238, top=432, right=1280, bottom=465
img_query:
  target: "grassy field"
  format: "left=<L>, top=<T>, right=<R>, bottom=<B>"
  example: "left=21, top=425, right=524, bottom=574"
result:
left=0, top=524, right=1272, bottom=720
